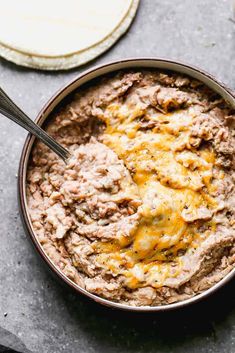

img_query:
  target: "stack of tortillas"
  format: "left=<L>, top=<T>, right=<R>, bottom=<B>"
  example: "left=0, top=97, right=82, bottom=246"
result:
left=0, top=0, right=139, bottom=70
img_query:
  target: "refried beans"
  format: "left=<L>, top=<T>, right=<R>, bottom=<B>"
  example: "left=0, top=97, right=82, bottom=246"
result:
left=26, top=70, right=235, bottom=306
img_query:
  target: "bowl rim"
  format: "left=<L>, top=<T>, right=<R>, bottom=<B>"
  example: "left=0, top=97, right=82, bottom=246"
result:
left=18, top=57, right=235, bottom=312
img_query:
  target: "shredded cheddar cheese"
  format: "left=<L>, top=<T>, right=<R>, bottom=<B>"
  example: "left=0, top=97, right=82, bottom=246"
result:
left=94, top=103, right=218, bottom=289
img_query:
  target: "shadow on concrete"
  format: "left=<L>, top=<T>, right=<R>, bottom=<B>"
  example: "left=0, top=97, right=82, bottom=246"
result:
left=57, top=274, right=235, bottom=352
left=0, top=327, right=32, bottom=353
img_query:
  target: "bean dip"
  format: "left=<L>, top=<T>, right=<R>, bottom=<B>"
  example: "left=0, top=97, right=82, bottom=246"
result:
left=27, top=70, right=235, bottom=306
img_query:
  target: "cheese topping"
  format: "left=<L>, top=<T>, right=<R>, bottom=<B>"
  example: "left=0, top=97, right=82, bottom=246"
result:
left=94, top=103, right=217, bottom=288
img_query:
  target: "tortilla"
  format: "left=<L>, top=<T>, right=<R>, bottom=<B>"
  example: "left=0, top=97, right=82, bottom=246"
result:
left=0, top=0, right=139, bottom=70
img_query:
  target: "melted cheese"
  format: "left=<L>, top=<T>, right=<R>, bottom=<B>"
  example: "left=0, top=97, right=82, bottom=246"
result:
left=95, top=103, right=218, bottom=288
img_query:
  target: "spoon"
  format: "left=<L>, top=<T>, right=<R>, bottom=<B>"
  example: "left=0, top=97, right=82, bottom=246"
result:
left=0, top=87, right=71, bottom=162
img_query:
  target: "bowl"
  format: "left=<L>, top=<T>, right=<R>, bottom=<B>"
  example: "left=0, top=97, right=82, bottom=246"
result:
left=18, top=58, right=235, bottom=312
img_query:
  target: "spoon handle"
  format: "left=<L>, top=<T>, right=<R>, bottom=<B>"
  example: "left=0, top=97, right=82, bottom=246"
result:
left=0, top=87, right=70, bottom=162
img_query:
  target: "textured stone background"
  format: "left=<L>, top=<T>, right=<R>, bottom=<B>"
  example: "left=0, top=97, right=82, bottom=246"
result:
left=0, top=0, right=234, bottom=352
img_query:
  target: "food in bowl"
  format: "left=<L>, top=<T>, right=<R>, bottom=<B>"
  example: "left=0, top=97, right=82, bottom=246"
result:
left=26, top=70, right=235, bottom=306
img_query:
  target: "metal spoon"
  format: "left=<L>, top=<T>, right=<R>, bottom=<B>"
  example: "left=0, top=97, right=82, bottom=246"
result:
left=0, top=87, right=71, bottom=162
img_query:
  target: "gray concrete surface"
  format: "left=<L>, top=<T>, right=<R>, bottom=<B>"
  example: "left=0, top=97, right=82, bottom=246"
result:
left=0, top=0, right=234, bottom=352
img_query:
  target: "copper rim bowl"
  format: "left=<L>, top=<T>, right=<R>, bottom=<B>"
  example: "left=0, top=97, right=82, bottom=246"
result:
left=18, top=58, right=235, bottom=312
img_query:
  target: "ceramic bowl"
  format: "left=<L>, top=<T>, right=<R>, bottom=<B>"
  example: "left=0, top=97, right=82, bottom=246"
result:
left=18, top=58, right=235, bottom=312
